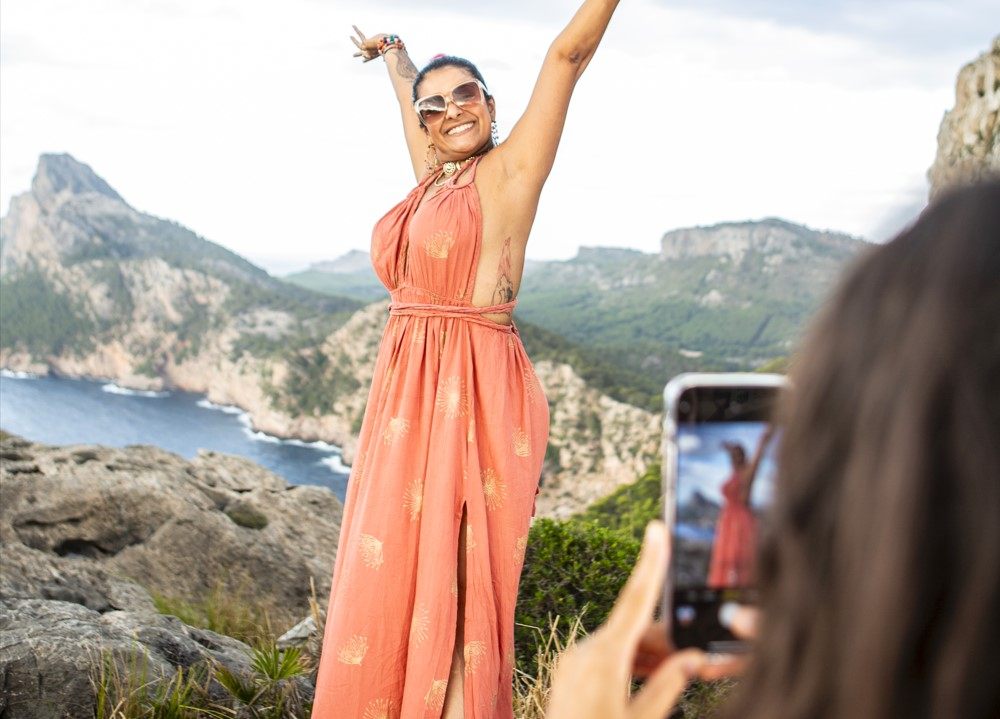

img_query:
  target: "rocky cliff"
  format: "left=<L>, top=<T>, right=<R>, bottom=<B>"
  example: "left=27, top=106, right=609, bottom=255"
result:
left=0, top=431, right=341, bottom=718
left=929, top=35, right=1000, bottom=198
left=1, top=154, right=656, bottom=515
left=659, top=217, right=858, bottom=265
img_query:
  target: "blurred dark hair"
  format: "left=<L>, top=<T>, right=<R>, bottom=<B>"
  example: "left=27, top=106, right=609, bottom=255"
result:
left=725, top=180, right=1000, bottom=719
left=411, top=55, right=492, bottom=127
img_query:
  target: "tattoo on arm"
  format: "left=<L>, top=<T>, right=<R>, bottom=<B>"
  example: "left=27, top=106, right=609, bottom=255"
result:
left=394, top=51, right=418, bottom=81
left=492, top=237, right=515, bottom=305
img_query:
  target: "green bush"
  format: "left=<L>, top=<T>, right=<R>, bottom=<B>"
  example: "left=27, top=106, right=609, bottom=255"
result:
left=515, top=518, right=640, bottom=675
left=225, top=502, right=269, bottom=530
left=575, top=462, right=663, bottom=541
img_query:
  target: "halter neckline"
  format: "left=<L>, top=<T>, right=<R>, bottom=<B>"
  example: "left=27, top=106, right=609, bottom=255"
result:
left=424, top=152, right=485, bottom=190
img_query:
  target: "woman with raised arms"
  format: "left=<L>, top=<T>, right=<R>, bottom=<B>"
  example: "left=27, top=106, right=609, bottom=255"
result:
left=312, top=3, right=623, bottom=718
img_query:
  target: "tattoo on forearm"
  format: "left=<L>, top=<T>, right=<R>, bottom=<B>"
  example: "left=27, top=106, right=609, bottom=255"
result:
left=492, top=237, right=515, bottom=305
left=394, top=51, right=418, bottom=80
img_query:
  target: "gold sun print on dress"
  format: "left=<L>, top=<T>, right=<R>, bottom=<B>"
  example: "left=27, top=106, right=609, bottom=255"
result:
left=337, top=634, right=368, bottom=665
left=435, top=375, right=469, bottom=419
left=382, top=416, right=411, bottom=445
left=464, top=640, right=487, bottom=675
left=424, top=679, right=448, bottom=711
left=359, top=534, right=385, bottom=570
left=513, top=534, right=528, bottom=568
left=523, top=367, right=539, bottom=404
left=423, top=229, right=455, bottom=259
left=481, top=468, right=507, bottom=511
left=362, top=698, right=398, bottom=719
left=514, top=534, right=528, bottom=562
left=403, top=478, right=423, bottom=521
left=352, top=450, right=366, bottom=487
left=410, top=603, right=430, bottom=647
left=512, top=427, right=531, bottom=457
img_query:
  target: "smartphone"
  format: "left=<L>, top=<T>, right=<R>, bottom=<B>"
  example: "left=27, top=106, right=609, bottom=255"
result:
left=661, top=372, right=786, bottom=653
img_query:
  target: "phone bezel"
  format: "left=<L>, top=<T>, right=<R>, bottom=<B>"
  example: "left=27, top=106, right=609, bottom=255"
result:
left=661, top=372, right=787, bottom=652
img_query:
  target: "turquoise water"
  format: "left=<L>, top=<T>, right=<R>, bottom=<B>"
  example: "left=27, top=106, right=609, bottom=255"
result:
left=0, top=369, right=350, bottom=501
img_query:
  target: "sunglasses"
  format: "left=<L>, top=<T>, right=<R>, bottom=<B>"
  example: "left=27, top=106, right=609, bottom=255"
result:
left=413, top=79, right=488, bottom=125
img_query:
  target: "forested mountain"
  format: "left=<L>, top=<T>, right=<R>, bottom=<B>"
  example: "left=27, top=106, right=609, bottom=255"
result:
left=285, top=219, right=866, bottom=407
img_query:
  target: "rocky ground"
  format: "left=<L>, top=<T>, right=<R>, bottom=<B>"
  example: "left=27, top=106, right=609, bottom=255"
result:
left=0, top=432, right=342, bottom=718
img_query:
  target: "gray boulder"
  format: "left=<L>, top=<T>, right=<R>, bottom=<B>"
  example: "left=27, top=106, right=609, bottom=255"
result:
left=0, top=433, right=342, bottom=717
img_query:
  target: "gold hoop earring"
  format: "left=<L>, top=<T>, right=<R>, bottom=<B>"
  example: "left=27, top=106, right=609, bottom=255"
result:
left=424, top=142, right=440, bottom=173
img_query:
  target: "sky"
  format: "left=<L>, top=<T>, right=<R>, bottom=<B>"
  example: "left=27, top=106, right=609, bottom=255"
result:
left=1, top=0, right=996, bottom=275
left=676, top=422, right=776, bottom=510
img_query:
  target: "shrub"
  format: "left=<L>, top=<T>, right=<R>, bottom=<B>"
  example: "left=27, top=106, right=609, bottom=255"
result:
left=225, top=502, right=269, bottom=530
left=515, top=518, right=640, bottom=675
left=575, top=462, right=663, bottom=541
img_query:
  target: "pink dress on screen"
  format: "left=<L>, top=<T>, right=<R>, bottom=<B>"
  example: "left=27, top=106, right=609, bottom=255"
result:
left=312, top=155, right=549, bottom=718
left=707, top=470, right=757, bottom=588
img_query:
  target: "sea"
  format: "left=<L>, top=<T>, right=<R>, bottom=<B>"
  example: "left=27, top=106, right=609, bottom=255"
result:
left=0, top=369, right=351, bottom=501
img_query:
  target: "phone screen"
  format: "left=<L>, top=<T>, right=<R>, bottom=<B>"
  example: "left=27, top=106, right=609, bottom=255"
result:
left=668, top=383, right=782, bottom=652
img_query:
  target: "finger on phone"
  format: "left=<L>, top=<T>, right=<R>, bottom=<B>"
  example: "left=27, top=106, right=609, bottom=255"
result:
left=603, top=522, right=668, bottom=650
left=730, top=606, right=759, bottom=639
left=630, top=649, right=705, bottom=719
left=698, top=652, right=748, bottom=680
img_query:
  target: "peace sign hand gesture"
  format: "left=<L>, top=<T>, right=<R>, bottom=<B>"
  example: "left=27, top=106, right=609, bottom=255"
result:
left=350, top=25, right=385, bottom=63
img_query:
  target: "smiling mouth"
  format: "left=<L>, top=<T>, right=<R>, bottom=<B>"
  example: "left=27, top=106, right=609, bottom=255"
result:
left=446, top=122, right=474, bottom=136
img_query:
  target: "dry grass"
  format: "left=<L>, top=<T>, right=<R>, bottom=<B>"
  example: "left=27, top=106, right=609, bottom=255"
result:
left=150, top=578, right=285, bottom=649
left=512, top=614, right=588, bottom=719
left=95, top=579, right=731, bottom=718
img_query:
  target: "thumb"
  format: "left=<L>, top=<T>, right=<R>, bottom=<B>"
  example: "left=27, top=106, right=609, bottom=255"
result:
left=628, top=649, right=705, bottom=719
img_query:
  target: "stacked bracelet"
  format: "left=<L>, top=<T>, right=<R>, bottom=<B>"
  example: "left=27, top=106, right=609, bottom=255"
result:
left=377, top=35, right=405, bottom=56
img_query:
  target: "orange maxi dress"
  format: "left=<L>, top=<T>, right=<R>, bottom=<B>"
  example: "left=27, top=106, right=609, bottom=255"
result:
left=312, top=155, right=550, bottom=719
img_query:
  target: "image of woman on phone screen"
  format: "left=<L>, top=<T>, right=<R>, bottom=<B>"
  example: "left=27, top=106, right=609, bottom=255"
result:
left=707, top=427, right=774, bottom=588
left=310, top=2, right=624, bottom=717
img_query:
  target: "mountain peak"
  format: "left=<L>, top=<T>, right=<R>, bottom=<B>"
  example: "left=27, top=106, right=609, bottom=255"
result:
left=660, top=217, right=861, bottom=263
left=32, top=153, right=124, bottom=204
left=306, top=249, right=372, bottom=275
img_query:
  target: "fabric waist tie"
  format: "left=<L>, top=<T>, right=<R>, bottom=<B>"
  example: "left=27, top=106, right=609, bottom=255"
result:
left=389, top=300, right=518, bottom=333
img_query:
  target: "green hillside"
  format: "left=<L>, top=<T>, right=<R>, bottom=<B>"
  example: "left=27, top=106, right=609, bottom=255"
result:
left=0, top=154, right=362, bottom=362
left=281, top=219, right=862, bottom=407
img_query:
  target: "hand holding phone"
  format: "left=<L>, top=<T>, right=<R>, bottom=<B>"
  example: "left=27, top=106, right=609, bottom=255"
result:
left=662, top=373, right=786, bottom=653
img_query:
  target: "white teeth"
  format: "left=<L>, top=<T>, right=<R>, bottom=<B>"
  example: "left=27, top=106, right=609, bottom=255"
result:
left=447, top=122, right=473, bottom=136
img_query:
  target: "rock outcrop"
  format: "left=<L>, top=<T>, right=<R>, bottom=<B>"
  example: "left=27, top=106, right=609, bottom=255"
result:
left=1, top=435, right=343, bottom=613
left=1, top=155, right=652, bottom=512
left=0, top=432, right=339, bottom=718
left=659, top=218, right=859, bottom=266
left=1, top=598, right=258, bottom=719
left=929, top=36, right=1000, bottom=198
left=533, top=361, right=660, bottom=518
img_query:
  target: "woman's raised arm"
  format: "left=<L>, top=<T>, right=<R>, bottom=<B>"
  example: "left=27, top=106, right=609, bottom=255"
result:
left=498, top=0, right=621, bottom=194
left=351, top=26, right=431, bottom=181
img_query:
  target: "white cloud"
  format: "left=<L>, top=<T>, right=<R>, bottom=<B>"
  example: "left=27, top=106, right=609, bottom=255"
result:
left=0, top=0, right=989, bottom=273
